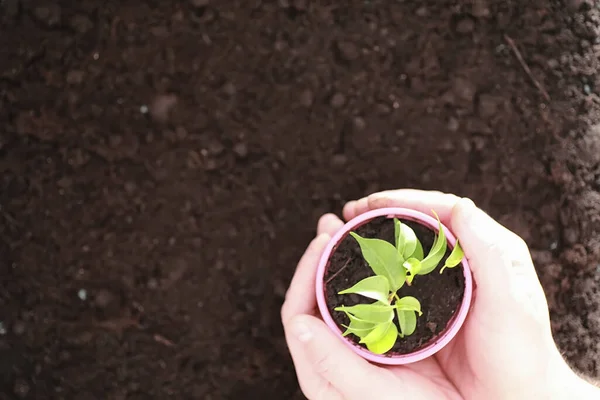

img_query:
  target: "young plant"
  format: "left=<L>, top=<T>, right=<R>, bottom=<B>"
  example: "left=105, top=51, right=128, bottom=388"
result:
left=334, top=211, right=464, bottom=354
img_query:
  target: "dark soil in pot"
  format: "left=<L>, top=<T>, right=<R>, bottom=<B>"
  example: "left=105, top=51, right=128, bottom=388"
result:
left=324, top=217, right=465, bottom=355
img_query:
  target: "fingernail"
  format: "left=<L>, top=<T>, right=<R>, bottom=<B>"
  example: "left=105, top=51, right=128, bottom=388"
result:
left=343, top=200, right=356, bottom=214
left=367, top=193, right=387, bottom=207
left=367, top=193, right=384, bottom=202
left=454, top=198, right=477, bottom=224
left=293, top=319, right=313, bottom=342
left=453, top=198, right=476, bottom=232
left=459, top=197, right=476, bottom=214
left=315, top=233, right=331, bottom=244
left=455, top=198, right=496, bottom=244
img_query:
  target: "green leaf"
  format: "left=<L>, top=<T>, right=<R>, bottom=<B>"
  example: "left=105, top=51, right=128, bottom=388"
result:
left=342, top=325, right=373, bottom=337
left=359, top=321, right=391, bottom=344
left=394, top=219, right=418, bottom=262
left=338, top=276, right=390, bottom=303
left=365, top=321, right=398, bottom=354
left=418, top=211, right=448, bottom=275
left=335, top=303, right=395, bottom=324
left=440, top=240, right=464, bottom=274
left=402, top=258, right=422, bottom=285
left=397, top=309, right=417, bottom=338
left=400, top=224, right=418, bottom=260
left=345, top=313, right=375, bottom=329
left=413, top=240, right=424, bottom=261
left=403, top=258, right=421, bottom=274
left=341, top=313, right=377, bottom=338
left=394, top=218, right=404, bottom=260
left=394, top=296, right=422, bottom=315
left=349, top=232, right=405, bottom=290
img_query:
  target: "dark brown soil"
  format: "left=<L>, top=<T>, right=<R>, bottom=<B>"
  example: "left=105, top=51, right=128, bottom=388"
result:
left=2, top=0, right=600, bottom=398
left=325, top=217, right=465, bottom=355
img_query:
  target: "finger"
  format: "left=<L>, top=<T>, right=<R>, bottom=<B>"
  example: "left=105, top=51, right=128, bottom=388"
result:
left=450, top=198, right=549, bottom=327
left=284, top=324, right=345, bottom=400
left=391, top=358, right=463, bottom=399
left=287, top=315, right=388, bottom=400
left=342, top=200, right=356, bottom=221
left=317, top=213, right=344, bottom=237
left=282, top=235, right=339, bottom=399
left=288, top=315, right=453, bottom=400
left=344, top=189, right=460, bottom=224
left=281, top=234, right=331, bottom=323
left=441, top=198, right=559, bottom=399
left=343, top=197, right=370, bottom=221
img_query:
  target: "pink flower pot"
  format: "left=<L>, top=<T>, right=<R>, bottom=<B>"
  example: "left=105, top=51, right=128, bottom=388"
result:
left=315, top=207, right=473, bottom=365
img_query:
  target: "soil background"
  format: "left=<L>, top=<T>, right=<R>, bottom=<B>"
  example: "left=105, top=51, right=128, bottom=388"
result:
left=1, top=0, right=600, bottom=399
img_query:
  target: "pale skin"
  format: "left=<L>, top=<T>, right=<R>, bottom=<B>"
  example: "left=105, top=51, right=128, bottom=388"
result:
left=281, top=189, right=600, bottom=400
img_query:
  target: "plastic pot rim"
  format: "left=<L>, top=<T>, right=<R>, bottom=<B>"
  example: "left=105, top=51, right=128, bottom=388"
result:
left=315, top=207, right=473, bottom=365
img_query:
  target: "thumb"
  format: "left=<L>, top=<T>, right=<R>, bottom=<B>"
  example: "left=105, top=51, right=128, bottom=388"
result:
left=450, top=198, right=550, bottom=329
left=289, top=314, right=390, bottom=400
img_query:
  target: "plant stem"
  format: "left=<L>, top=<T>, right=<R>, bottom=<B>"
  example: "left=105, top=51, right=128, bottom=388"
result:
left=389, top=291, right=401, bottom=304
left=325, top=258, right=351, bottom=284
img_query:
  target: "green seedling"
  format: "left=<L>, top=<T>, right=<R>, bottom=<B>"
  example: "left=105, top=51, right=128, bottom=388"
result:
left=335, top=211, right=464, bottom=354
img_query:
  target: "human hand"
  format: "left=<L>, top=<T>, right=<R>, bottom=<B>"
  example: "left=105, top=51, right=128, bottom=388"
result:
left=282, top=189, right=599, bottom=399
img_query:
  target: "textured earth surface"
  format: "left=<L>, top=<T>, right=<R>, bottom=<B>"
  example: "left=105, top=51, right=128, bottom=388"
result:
left=1, top=0, right=600, bottom=398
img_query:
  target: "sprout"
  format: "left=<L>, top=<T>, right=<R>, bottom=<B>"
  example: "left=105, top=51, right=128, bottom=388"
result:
left=335, top=211, right=464, bottom=354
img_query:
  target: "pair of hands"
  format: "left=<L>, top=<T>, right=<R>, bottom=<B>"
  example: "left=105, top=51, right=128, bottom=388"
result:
left=281, top=189, right=599, bottom=399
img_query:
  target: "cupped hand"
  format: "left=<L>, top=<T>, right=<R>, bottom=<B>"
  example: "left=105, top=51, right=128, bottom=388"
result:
left=282, top=189, right=596, bottom=399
